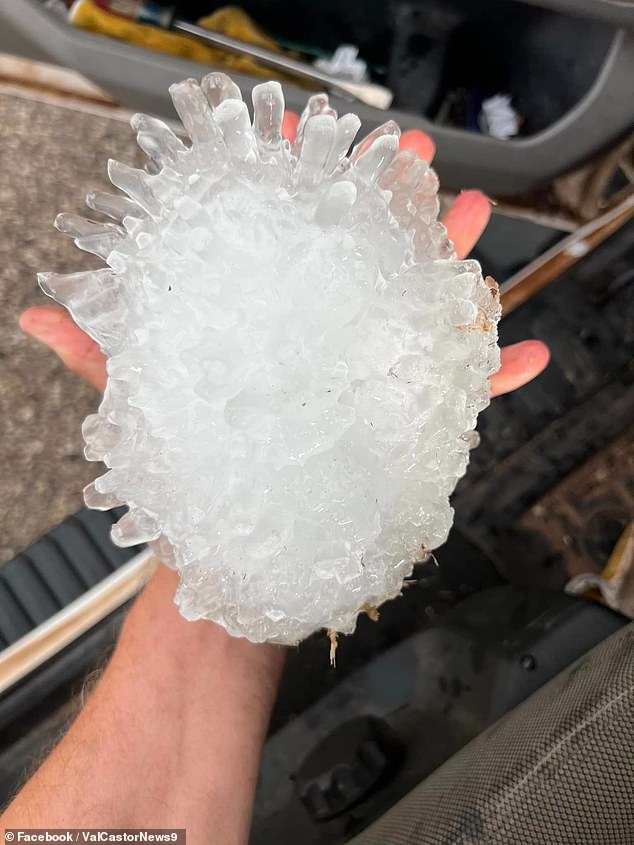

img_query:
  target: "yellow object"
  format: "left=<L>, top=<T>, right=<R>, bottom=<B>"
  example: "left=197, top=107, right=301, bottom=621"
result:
left=601, top=520, right=634, bottom=584
left=566, top=521, right=634, bottom=619
left=69, top=1, right=290, bottom=79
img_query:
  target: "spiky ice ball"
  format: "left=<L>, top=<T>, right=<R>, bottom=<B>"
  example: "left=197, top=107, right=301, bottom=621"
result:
left=40, top=74, right=500, bottom=644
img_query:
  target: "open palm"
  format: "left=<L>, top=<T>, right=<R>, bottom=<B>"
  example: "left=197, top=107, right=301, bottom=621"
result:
left=20, top=123, right=548, bottom=396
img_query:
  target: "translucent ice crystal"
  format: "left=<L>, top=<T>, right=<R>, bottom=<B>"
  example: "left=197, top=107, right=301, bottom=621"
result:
left=40, top=75, right=501, bottom=644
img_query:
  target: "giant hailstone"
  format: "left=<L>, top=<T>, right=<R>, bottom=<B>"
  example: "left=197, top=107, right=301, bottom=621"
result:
left=40, top=74, right=501, bottom=644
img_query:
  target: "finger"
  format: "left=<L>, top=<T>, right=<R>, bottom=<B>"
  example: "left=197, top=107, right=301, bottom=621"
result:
left=284, top=114, right=438, bottom=168
left=400, top=133, right=488, bottom=257
left=442, top=190, right=491, bottom=259
left=20, top=308, right=548, bottom=401
left=19, top=306, right=107, bottom=392
left=399, top=129, right=436, bottom=163
left=491, top=340, right=550, bottom=397
left=282, top=110, right=300, bottom=142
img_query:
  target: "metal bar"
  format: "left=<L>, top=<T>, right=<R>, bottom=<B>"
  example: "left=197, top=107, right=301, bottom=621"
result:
left=0, top=551, right=157, bottom=696
left=500, top=191, right=634, bottom=316
left=171, top=20, right=393, bottom=110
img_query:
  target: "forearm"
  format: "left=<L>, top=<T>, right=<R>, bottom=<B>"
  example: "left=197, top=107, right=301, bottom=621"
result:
left=2, top=566, right=286, bottom=843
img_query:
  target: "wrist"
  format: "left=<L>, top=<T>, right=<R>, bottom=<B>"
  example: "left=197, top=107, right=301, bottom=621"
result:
left=113, top=565, right=285, bottom=689
left=80, top=565, right=285, bottom=838
left=4, top=563, right=286, bottom=841
left=107, top=565, right=285, bottom=837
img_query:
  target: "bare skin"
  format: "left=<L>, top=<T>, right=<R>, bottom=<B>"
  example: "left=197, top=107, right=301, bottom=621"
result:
left=2, top=126, right=549, bottom=841
left=3, top=568, right=285, bottom=843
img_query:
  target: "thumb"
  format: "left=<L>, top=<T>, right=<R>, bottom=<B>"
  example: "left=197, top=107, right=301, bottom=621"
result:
left=20, top=306, right=107, bottom=392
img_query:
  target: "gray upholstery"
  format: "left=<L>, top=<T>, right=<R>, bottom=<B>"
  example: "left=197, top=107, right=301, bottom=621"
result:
left=352, top=624, right=634, bottom=844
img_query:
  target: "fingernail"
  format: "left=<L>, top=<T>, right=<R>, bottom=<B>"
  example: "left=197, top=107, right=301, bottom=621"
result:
left=19, top=307, right=65, bottom=335
left=282, top=110, right=299, bottom=142
left=459, top=189, right=487, bottom=201
left=505, top=340, right=550, bottom=373
left=467, top=190, right=497, bottom=206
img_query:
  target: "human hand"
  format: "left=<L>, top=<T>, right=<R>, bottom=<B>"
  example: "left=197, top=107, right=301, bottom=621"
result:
left=20, top=126, right=548, bottom=396
left=7, top=126, right=549, bottom=840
